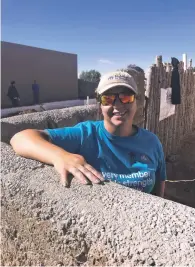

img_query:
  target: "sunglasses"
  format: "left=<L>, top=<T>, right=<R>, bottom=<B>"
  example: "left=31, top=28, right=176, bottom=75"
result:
left=100, top=93, right=135, bottom=106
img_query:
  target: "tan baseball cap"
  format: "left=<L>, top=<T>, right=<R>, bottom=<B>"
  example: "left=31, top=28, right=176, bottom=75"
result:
left=96, top=71, right=138, bottom=95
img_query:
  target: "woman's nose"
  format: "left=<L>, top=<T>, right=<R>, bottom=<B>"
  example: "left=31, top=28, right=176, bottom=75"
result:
left=113, top=95, right=123, bottom=107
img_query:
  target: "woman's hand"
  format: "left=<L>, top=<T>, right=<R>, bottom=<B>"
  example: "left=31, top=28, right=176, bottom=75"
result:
left=10, top=129, right=104, bottom=187
left=53, top=153, right=104, bottom=187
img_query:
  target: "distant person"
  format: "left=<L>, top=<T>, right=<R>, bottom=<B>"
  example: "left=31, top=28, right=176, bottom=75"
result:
left=7, top=81, right=20, bottom=107
left=32, top=80, right=40, bottom=105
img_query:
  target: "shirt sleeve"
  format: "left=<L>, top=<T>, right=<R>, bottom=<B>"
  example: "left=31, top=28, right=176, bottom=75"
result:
left=45, top=124, right=83, bottom=154
left=156, top=141, right=167, bottom=181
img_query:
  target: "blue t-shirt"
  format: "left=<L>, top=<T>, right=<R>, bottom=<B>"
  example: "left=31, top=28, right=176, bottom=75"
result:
left=46, top=121, right=166, bottom=193
left=32, top=84, right=39, bottom=92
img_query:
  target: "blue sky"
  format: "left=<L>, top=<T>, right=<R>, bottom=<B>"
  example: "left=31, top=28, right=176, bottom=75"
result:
left=2, top=0, right=195, bottom=74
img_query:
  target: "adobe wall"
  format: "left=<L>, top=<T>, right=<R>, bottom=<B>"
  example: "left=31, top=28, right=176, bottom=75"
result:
left=1, top=41, right=78, bottom=108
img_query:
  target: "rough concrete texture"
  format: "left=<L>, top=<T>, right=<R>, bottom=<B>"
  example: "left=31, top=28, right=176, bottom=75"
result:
left=1, top=105, right=98, bottom=143
left=2, top=164, right=195, bottom=266
left=1, top=99, right=97, bottom=118
left=1, top=142, right=44, bottom=175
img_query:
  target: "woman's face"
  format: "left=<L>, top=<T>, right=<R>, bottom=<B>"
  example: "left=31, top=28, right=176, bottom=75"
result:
left=100, top=86, right=137, bottom=127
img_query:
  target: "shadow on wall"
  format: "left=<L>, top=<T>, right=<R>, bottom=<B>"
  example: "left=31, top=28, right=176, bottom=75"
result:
left=78, top=79, right=98, bottom=99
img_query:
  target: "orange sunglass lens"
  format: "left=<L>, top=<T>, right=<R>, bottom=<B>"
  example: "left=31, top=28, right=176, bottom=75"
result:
left=101, top=95, right=115, bottom=105
left=119, top=94, right=135, bottom=103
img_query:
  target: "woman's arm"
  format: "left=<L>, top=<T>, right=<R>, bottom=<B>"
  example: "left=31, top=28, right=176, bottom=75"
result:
left=10, top=129, right=104, bottom=186
left=10, top=129, right=65, bottom=164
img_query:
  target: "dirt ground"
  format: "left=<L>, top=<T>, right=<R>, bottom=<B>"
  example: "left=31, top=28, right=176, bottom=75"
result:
left=165, top=132, right=195, bottom=208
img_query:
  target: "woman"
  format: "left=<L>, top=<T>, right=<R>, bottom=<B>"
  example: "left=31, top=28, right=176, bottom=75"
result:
left=10, top=71, right=166, bottom=197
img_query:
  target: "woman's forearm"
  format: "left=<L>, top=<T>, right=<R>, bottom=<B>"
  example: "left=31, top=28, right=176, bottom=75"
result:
left=10, top=129, right=68, bottom=165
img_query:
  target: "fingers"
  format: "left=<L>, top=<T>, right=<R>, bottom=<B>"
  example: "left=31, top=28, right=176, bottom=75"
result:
left=84, top=164, right=104, bottom=181
left=68, top=167, right=91, bottom=185
left=57, top=160, right=104, bottom=187
left=60, top=169, right=72, bottom=187
left=77, top=165, right=101, bottom=184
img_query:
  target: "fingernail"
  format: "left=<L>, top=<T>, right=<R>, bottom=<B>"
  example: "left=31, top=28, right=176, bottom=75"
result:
left=84, top=180, right=90, bottom=185
left=62, top=181, right=69, bottom=187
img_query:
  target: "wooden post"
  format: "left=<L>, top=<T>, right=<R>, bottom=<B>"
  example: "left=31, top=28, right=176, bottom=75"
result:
left=86, top=96, right=89, bottom=105
left=182, top=53, right=187, bottom=70
left=189, top=59, right=193, bottom=69
left=156, top=55, right=162, bottom=67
